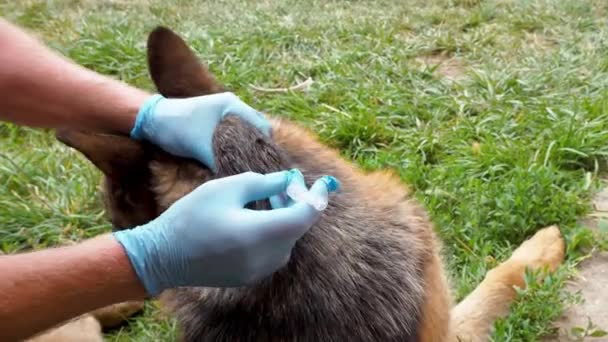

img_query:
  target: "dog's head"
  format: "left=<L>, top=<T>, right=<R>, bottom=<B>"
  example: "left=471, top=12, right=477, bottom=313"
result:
left=56, top=27, right=288, bottom=230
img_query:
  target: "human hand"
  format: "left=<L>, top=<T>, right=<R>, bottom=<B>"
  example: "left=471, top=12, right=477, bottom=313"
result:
left=130, top=92, right=270, bottom=171
left=113, top=169, right=337, bottom=296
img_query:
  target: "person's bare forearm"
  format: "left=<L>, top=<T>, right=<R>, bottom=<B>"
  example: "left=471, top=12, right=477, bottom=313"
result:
left=0, top=18, right=149, bottom=134
left=0, top=234, right=146, bottom=341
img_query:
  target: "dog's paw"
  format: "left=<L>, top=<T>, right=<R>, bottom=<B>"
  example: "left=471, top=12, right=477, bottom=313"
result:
left=90, top=300, right=145, bottom=329
left=509, top=225, right=565, bottom=273
left=26, top=314, right=103, bottom=342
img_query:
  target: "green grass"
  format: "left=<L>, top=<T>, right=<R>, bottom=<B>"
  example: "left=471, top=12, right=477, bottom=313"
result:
left=1, top=0, right=608, bottom=340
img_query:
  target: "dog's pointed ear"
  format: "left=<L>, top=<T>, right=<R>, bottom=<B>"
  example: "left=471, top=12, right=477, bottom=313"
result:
left=56, top=129, right=163, bottom=230
left=147, top=26, right=225, bottom=98
left=56, top=129, right=150, bottom=178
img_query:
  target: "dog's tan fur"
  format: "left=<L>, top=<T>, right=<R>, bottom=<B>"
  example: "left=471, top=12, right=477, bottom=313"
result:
left=26, top=301, right=144, bottom=342
left=450, top=225, right=564, bottom=341
left=270, top=118, right=453, bottom=342
left=43, top=26, right=566, bottom=341
left=24, top=314, right=102, bottom=342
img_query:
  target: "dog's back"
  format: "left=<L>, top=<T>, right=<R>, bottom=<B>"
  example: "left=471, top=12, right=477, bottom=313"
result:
left=159, top=115, right=435, bottom=341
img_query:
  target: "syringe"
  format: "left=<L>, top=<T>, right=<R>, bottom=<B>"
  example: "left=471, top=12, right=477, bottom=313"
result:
left=285, top=169, right=340, bottom=211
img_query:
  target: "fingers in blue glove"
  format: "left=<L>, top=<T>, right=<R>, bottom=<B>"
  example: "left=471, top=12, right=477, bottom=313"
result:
left=215, top=170, right=290, bottom=205
left=130, top=92, right=271, bottom=172
left=245, top=175, right=337, bottom=241
left=222, top=97, right=271, bottom=137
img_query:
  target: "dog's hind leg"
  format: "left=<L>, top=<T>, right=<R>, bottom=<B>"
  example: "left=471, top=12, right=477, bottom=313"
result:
left=25, top=314, right=103, bottom=342
left=89, top=300, right=144, bottom=329
left=23, top=301, right=143, bottom=342
left=449, top=225, right=565, bottom=342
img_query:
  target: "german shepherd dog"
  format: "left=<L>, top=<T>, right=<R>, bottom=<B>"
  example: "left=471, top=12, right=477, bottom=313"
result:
left=37, top=26, right=564, bottom=342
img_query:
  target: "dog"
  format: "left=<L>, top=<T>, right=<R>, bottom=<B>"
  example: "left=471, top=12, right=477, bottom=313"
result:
left=47, top=26, right=565, bottom=342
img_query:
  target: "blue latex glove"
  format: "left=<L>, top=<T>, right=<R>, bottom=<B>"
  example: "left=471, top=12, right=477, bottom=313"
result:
left=131, top=92, right=270, bottom=171
left=113, top=169, right=337, bottom=296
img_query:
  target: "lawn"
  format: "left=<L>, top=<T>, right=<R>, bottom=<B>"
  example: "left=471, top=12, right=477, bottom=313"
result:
left=1, top=0, right=608, bottom=340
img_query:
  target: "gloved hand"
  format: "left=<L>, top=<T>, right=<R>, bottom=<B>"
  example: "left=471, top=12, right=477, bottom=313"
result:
left=130, top=92, right=270, bottom=171
left=113, top=169, right=337, bottom=296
